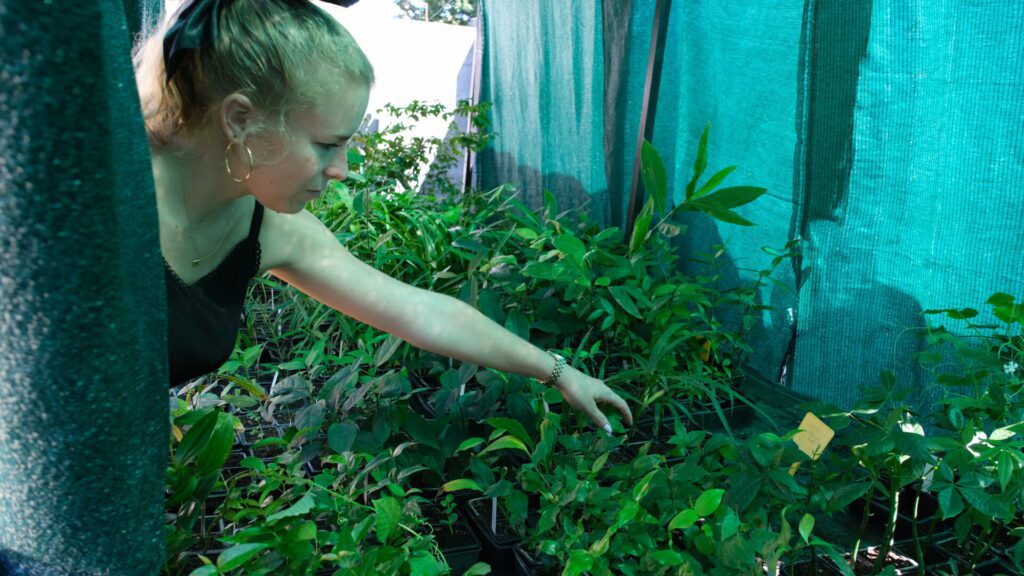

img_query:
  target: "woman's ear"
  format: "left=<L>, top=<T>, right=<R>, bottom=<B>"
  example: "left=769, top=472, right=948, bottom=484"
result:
left=221, top=93, right=256, bottom=141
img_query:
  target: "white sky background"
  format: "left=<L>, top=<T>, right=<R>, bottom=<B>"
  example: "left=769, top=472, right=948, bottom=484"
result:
left=160, top=0, right=477, bottom=190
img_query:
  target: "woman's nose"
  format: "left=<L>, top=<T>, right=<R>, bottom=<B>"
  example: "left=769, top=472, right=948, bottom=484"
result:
left=324, top=153, right=348, bottom=182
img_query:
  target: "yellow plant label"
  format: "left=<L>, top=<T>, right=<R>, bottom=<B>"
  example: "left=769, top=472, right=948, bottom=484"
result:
left=788, top=412, right=834, bottom=476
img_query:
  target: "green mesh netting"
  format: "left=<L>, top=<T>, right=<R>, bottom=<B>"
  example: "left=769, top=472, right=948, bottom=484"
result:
left=478, top=0, right=1024, bottom=408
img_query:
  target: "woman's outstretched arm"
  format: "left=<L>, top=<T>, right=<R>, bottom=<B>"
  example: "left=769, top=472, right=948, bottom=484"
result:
left=262, top=209, right=633, bottom=431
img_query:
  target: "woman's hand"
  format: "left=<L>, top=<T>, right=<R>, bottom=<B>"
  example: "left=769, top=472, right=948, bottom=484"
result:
left=552, top=365, right=633, bottom=433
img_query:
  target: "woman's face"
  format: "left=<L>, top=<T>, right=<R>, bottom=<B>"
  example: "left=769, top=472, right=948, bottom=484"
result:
left=248, top=82, right=370, bottom=214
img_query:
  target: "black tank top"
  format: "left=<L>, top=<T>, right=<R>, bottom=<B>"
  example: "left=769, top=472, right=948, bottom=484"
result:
left=164, top=201, right=264, bottom=387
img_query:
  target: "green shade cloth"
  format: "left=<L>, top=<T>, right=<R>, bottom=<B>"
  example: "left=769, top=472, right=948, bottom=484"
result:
left=478, top=0, right=1024, bottom=409
left=0, top=1, right=167, bottom=573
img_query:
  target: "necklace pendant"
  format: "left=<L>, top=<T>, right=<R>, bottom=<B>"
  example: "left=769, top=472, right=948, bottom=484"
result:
left=191, top=258, right=201, bottom=267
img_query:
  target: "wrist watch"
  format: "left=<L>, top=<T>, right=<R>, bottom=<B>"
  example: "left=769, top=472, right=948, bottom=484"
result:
left=539, top=351, right=567, bottom=386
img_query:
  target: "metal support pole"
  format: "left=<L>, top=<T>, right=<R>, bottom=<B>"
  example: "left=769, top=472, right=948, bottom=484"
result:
left=623, top=0, right=672, bottom=243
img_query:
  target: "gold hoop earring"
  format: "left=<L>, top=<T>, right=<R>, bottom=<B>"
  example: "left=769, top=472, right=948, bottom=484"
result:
left=225, top=141, right=253, bottom=182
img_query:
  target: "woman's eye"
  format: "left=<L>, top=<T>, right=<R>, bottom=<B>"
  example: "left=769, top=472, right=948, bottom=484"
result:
left=318, top=143, right=340, bottom=150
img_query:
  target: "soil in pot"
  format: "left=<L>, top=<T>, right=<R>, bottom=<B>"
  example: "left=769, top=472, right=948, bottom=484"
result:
left=432, top=522, right=482, bottom=576
left=465, top=497, right=520, bottom=569
left=841, top=546, right=918, bottom=575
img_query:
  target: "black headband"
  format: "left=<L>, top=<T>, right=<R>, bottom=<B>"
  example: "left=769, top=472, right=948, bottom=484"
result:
left=162, top=0, right=360, bottom=87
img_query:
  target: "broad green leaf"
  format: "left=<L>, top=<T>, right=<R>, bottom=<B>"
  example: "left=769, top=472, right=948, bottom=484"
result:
left=174, top=410, right=218, bottom=467
left=650, top=550, right=684, bottom=566
left=407, top=551, right=447, bottom=575
left=961, top=486, right=1013, bottom=520
left=686, top=201, right=755, bottom=226
left=295, top=521, right=317, bottom=541
left=628, top=211, right=653, bottom=254
left=192, top=412, right=235, bottom=476
left=464, top=563, right=491, bottom=575
left=455, top=437, right=485, bottom=454
left=669, top=509, right=699, bottom=530
left=564, top=549, right=594, bottom=576
left=217, top=543, right=269, bottom=572
left=188, top=566, right=218, bottom=576
left=373, top=334, right=404, bottom=367
left=328, top=422, right=358, bottom=454
left=553, top=234, right=587, bottom=267
left=480, top=435, right=530, bottom=456
left=694, top=488, right=725, bottom=516
left=799, top=513, right=815, bottom=543
left=617, top=501, right=640, bottom=525
left=698, top=186, right=767, bottom=210
left=999, top=451, right=1014, bottom=491
left=608, top=285, right=643, bottom=319
left=515, top=227, right=538, bottom=240
left=486, top=418, right=535, bottom=451
left=640, top=139, right=668, bottom=214
left=720, top=507, right=740, bottom=540
left=294, top=401, right=325, bottom=432
left=441, top=478, right=483, bottom=493
left=373, top=496, right=402, bottom=542
left=266, top=492, right=314, bottom=523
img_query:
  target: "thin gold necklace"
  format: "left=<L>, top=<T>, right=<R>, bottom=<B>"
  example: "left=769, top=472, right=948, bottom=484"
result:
left=180, top=171, right=236, bottom=268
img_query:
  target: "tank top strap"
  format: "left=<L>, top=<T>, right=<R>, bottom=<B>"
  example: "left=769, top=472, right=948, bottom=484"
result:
left=247, top=201, right=264, bottom=242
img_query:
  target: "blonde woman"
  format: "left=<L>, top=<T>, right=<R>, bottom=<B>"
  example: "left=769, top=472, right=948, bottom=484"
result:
left=134, top=0, right=632, bottom=432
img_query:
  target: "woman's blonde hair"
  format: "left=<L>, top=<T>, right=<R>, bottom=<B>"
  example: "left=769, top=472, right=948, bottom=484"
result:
left=133, top=0, right=374, bottom=153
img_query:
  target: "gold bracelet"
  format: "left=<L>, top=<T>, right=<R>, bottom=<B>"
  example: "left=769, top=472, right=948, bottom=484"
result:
left=539, top=352, right=566, bottom=385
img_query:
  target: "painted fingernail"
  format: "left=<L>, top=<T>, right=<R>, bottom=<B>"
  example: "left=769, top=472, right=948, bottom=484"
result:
left=603, top=423, right=613, bottom=435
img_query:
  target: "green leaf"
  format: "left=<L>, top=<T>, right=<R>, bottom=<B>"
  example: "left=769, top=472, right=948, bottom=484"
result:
left=455, top=437, right=485, bottom=454
left=617, top=501, right=640, bottom=525
left=464, top=563, right=492, bottom=575
left=217, top=543, right=269, bottom=572
left=480, top=435, right=531, bottom=456
left=188, top=566, right=219, bottom=576
left=486, top=418, right=535, bottom=451
left=998, top=451, right=1014, bottom=491
left=441, top=478, right=483, bottom=493
left=720, top=507, right=740, bottom=540
left=650, top=550, right=684, bottom=566
left=174, top=410, right=218, bottom=467
left=684, top=124, right=711, bottom=199
left=373, top=334, right=404, bottom=367
left=961, top=486, right=1013, bottom=520
left=295, top=521, right=317, bottom=541
left=799, top=513, right=815, bottom=543
left=696, top=186, right=766, bottom=210
left=691, top=165, right=736, bottom=201
left=608, top=285, right=643, bottom=319
left=553, top=234, right=587, bottom=267
left=515, top=227, right=538, bottom=240
left=565, top=549, right=594, bottom=576
left=328, top=422, right=358, bottom=454
left=629, top=211, right=653, bottom=254
left=266, top=492, right=314, bottom=523
left=694, top=488, right=725, bottom=516
left=669, top=509, right=699, bottom=531
left=640, top=139, right=668, bottom=214
left=373, top=496, right=402, bottom=543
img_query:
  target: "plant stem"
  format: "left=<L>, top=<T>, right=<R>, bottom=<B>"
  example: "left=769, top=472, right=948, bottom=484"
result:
left=969, top=524, right=1003, bottom=569
left=872, top=473, right=899, bottom=576
left=851, top=482, right=876, bottom=567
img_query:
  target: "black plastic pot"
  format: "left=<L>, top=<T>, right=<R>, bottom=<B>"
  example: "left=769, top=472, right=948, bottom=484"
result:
left=463, top=497, right=520, bottom=570
left=512, top=543, right=561, bottom=576
left=929, top=535, right=1014, bottom=575
left=434, top=522, right=483, bottom=576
